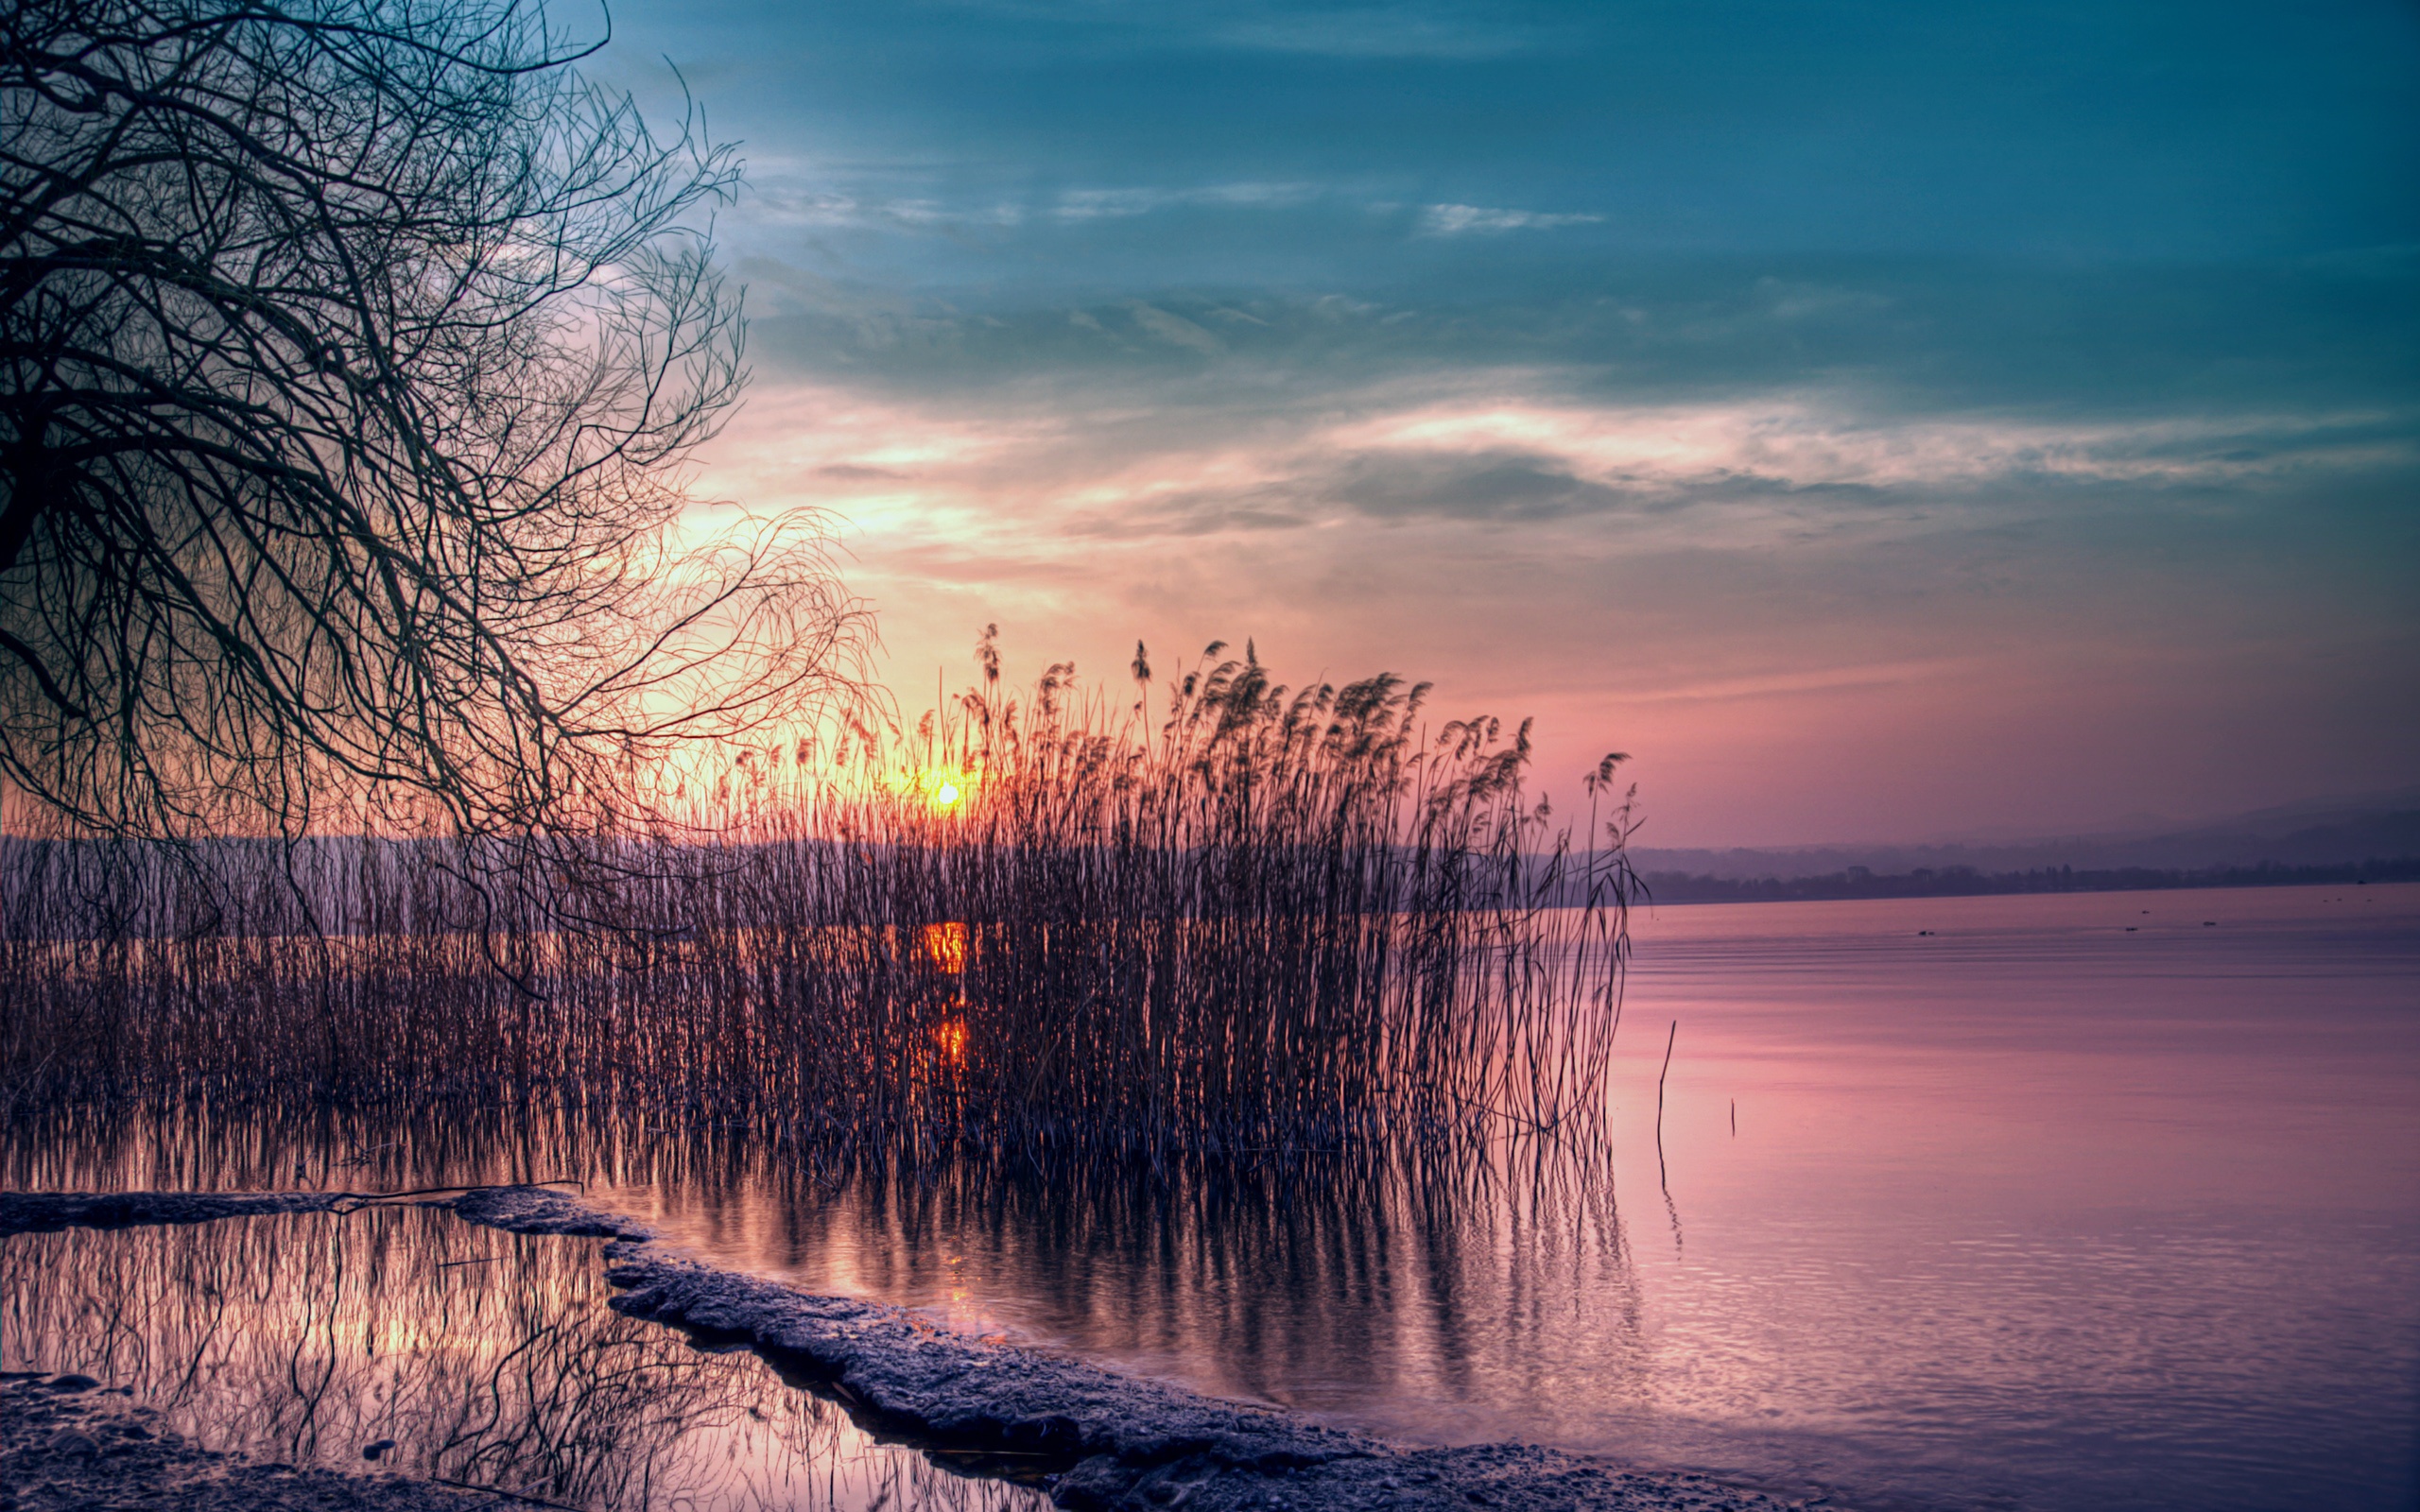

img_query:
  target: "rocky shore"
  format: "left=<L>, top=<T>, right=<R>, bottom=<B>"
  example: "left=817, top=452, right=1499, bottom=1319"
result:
left=1, top=1187, right=1826, bottom=1512
left=0, top=1372, right=478, bottom=1512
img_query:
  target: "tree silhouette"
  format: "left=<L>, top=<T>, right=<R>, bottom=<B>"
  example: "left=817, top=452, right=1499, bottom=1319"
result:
left=0, top=0, right=863, bottom=843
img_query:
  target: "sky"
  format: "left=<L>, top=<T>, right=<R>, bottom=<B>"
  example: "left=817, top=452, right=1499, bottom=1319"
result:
left=598, top=0, right=2418, bottom=848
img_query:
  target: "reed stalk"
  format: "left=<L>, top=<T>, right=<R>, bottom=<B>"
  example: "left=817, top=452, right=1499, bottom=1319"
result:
left=2, top=643, right=1636, bottom=1158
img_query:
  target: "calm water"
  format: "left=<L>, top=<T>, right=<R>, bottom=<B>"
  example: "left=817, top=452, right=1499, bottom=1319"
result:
left=10, top=883, right=2418, bottom=1511
left=0, top=1206, right=1046, bottom=1511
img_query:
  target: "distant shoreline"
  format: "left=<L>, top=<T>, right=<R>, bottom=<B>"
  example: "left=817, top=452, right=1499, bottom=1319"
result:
left=1635, top=857, right=2420, bottom=905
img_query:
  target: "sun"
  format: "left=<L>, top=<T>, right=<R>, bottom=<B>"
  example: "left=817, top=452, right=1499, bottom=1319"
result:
left=892, top=765, right=972, bottom=812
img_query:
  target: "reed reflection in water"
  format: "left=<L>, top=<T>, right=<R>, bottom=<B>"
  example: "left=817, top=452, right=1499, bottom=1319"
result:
left=8, top=884, right=2414, bottom=1512
left=0, top=1206, right=1046, bottom=1512
left=6, top=1097, right=1646, bottom=1456
left=614, top=1139, right=1645, bottom=1429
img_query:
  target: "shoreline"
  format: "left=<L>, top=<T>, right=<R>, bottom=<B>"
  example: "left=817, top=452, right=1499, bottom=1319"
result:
left=1, top=1185, right=1830, bottom=1512
left=1, top=1372, right=485, bottom=1512
left=1633, top=861, right=2415, bottom=906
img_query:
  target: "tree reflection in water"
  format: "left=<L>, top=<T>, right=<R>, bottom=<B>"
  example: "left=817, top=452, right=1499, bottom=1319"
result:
left=0, top=1206, right=1046, bottom=1512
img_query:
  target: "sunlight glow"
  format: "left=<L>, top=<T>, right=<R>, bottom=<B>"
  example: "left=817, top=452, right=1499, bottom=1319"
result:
left=904, top=766, right=972, bottom=813
left=921, top=921, right=969, bottom=974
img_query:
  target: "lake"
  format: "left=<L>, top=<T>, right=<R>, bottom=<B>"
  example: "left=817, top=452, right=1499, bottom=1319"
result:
left=0, top=1205, right=1047, bottom=1511
left=9, top=883, right=2417, bottom=1511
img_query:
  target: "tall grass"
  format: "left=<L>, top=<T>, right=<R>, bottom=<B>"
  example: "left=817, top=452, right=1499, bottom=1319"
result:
left=3, top=642, right=1636, bottom=1157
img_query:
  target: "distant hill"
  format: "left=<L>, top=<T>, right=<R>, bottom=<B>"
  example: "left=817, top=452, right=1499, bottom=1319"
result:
left=1628, top=792, right=2420, bottom=903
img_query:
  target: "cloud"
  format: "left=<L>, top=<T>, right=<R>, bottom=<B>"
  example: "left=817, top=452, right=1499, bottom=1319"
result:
left=745, top=180, right=1028, bottom=234
left=1416, top=204, right=1604, bottom=237
left=1319, top=392, right=2420, bottom=507
left=726, top=262, right=2420, bottom=574
left=680, top=352, right=2418, bottom=850
left=702, top=355, right=2420, bottom=570
left=1124, top=301, right=1224, bottom=355
left=812, top=463, right=910, bottom=482
left=1199, top=9, right=1565, bottom=60
left=740, top=168, right=1616, bottom=267
left=597, top=0, right=2420, bottom=846
left=1051, top=183, right=1324, bottom=221
left=919, top=0, right=1580, bottom=60
left=1324, top=451, right=1634, bottom=521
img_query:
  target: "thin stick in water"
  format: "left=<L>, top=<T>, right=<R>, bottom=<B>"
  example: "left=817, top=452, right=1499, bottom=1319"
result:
left=1656, top=1021, right=1677, bottom=1133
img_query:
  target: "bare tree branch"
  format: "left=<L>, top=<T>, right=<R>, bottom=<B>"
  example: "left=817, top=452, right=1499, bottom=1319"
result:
left=1, top=0, right=870, bottom=848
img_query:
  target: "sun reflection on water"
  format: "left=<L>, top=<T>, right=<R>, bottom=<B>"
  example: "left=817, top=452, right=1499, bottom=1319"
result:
left=920, top=921, right=969, bottom=974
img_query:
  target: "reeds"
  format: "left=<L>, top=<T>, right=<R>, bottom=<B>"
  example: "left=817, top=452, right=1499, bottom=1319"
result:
left=2, top=642, right=1635, bottom=1158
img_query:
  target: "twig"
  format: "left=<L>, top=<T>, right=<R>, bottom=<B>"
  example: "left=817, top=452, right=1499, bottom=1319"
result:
left=1654, top=1021, right=1676, bottom=1137
left=429, top=1477, right=583, bottom=1511
left=331, top=1178, right=585, bottom=1214
left=1655, top=1020, right=1677, bottom=1191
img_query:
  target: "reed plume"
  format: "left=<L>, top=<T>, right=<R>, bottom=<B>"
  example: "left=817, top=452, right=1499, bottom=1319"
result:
left=3, top=640, right=1636, bottom=1158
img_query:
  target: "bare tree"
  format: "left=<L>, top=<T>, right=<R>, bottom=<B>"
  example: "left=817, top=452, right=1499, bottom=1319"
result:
left=0, top=0, right=864, bottom=845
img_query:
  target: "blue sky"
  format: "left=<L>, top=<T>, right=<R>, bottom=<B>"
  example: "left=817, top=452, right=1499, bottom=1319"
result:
left=601, top=0, right=2418, bottom=846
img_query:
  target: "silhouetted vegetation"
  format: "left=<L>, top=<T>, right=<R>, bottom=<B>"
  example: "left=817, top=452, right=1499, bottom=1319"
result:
left=3, top=642, right=1637, bottom=1159
left=2, top=0, right=863, bottom=846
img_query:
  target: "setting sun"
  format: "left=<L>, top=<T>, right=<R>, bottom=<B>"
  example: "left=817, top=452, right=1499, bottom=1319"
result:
left=890, top=766, right=973, bottom=812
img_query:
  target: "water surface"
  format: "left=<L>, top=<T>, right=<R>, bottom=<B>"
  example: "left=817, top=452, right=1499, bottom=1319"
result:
left=0, top=1207, right=1044, bottom=1512
left=12, top=884, right=2418, bottom=1511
